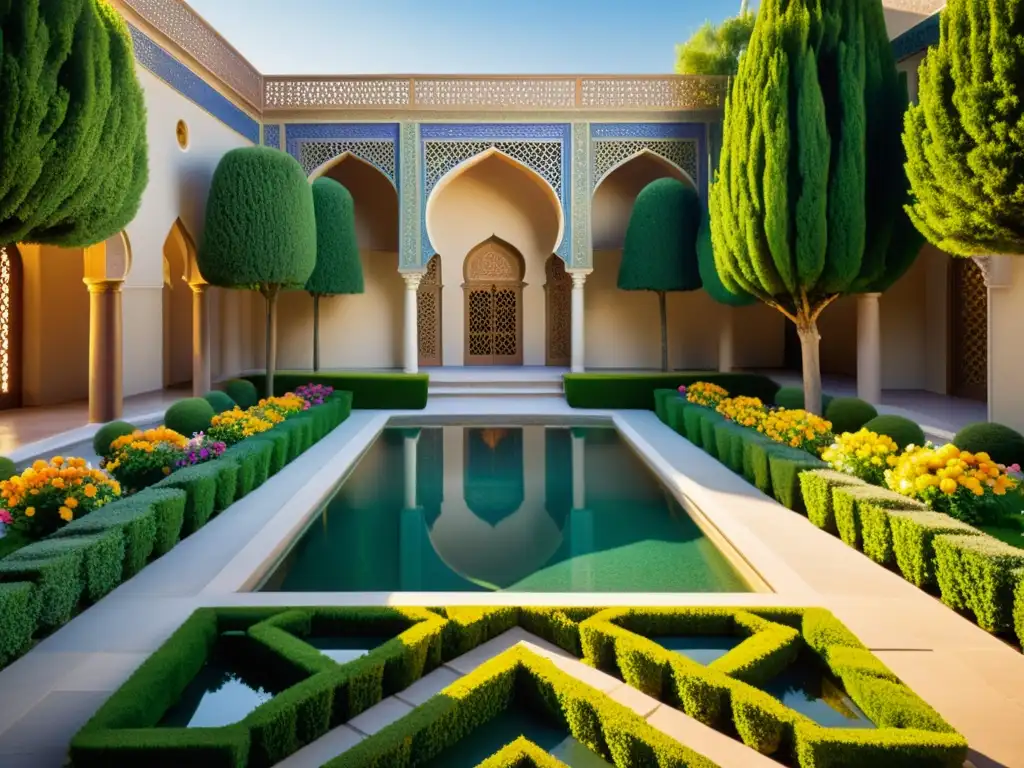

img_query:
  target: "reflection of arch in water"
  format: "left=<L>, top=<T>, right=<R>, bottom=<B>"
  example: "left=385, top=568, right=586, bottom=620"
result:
left=464, top=428, right=524, bottom=526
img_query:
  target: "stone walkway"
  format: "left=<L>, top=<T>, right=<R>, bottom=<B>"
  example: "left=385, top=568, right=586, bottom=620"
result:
left=0, top=400, right=1021, bottom=766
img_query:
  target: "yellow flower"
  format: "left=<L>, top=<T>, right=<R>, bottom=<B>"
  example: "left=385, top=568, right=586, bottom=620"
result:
left=65, top=497, right=79, bottom=509
left=83, top=483, right=97, bottom=498
left=24, top=507, right=35, bottom=517
left=939, top=478, right=957, bottom=494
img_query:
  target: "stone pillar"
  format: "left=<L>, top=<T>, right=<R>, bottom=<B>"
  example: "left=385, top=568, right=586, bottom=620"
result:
left=402, top=272, right=423, bottom=374
left=403, top=431, right=419, bottom=510
left=856, top=292, right=882, bottom=405
left=571, top=430, right=586, bottom=510
left=570, top=272, right=589, bottom=373
left=85, top=279, right=124, bottom=423
left=973, top=255, right=1014, bottom=421
left=718, top=307, right=735, bottom=373
left=190, top=282, right=211, bottom=396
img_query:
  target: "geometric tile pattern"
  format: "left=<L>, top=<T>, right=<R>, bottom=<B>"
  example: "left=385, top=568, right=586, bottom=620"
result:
left=591, top=123, right=708, bottom=199
left=285, top=123, right=399, bottom=184
left=262, top=124, right=281, bottom=149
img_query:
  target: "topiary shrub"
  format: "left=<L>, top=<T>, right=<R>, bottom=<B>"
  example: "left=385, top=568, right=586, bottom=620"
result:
left=863, top=414, right=926, bottom=451
left=825, top=397, right=879, bottom=435
left=0, top=457, right=15, bottom=482
left=203, top=390, right=235, bottom=415
left=164, top=398, right=216, bottom=439
left=224, top=378, right=259, bottom=410
left=954, top=422, right=1024, bottom=467
left=92, top=420, right=137, bottom=458
left=774, top=386, right=834, bottom=414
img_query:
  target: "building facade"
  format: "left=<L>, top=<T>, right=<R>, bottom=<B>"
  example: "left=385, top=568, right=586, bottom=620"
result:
left=3, top=0, right=1021, bottom=432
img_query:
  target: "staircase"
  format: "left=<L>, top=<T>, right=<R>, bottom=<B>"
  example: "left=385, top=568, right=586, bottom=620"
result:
left=426, top=366, right=566, bottom=398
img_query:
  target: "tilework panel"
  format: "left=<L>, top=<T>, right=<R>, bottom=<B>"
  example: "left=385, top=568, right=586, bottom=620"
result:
left=262, top=124, right=281, bottom=149
left=285, top=124, right=399, bottom=183
left=590, top=123, right=708, bottom=201
left=128, top=25, right=260, bottom=143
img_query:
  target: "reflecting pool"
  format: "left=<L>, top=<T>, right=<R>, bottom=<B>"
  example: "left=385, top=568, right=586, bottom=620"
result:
left=260, top=425, right=750, bottom=593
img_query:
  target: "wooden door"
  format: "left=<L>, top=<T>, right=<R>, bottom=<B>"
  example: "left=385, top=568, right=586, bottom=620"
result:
left=463, top=239, right=524, bottom=365
left=545, top=255, right=571, bottom=366
left=950, top=257, right=988, bottom=401
left=418, top=255, right=442, bottom=367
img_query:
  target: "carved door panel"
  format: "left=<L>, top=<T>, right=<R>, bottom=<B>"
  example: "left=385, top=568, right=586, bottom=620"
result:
left=0, top=245, right=22, bottom=411
left=951, top=257, right=988, bottom=402
left=463, top=239, right=524, bottom=366
left=418, top=255, right=442, bottom=367
left=545, top=256, right=571, bottom=366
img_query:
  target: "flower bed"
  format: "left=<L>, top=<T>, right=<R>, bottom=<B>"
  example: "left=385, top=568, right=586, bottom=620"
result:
left=0, top=389, right=353, bottom=673
left=69, top=606, right=965, bottom=768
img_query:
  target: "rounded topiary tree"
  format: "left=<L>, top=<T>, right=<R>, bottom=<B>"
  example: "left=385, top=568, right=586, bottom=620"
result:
left=92, top=420, right=137, bottom=458
left=203, top=390, right=236, bottom=415
left=825, top=397, right=879, bottom=435
left=903, top=0, right=1024, bottom=257
left=199, top=148, right=317, bottom=398
left=0, top=456, right=15, bottom=482
left=0, top=0, right=148, bottom=247
left=774, top=386, right=833, bottom=414
left=164, top=398, right=215, bottom=438
left=307, top=177, right=363, bottom=372
left=224, top=379, right=259, bottom=410
left=954, top=423, right=1024, bottom=467
left=619, top=177, right=702, bottom=371
left=708, top=0, right=923, bottom=414
left=863, top=414, right=925, bottom=451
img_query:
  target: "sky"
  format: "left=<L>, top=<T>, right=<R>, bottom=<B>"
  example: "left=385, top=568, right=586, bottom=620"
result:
left=186, top=0, right=752, bottom=75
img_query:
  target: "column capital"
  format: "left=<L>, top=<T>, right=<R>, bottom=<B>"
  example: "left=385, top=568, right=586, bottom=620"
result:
left=568, top=269, right=592, bottom=289
left=83, top=278, right=124, bottom=294
left=188, top=280, right=208, bottom=294
left=972, top=254, right=1013, bottom=289
left=401, top=271, right=424, bottom=290
left=858, top=291, right=882, bottom=301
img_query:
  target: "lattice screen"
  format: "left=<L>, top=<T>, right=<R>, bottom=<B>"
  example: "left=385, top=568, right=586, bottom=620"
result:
left=418, top=255, right=442, bottom=366
left=546, top=256, right=571, bottom=366
left=424, top=141, right=563, bottom=202
left=593, top=139, right=699, bottom=189
left=952, top=257, right=988, bottom=400
left=297, top=140, right=397, bottom=184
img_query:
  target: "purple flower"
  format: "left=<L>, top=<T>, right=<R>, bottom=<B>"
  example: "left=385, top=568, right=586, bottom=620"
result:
left=200, top=449, right=209, bottom=459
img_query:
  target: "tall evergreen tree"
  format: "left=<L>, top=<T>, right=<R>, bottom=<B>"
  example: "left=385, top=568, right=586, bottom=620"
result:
left=618, top=178, right=703, bottom=372
left=708, top=0, right=922, bottom=414
left=0, top=0, right=148, bottom=247
left=903, top=0, right=1024, bottom=257
left=307, top=177, right=363, bottom=372
left=675, top=3, right=756, bottom=76
left=199, top=147, right=317, bottom=397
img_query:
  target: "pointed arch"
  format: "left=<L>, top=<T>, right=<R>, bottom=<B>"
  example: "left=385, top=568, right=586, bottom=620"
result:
left=313, top=152, right=398, bottom=252
left=0, top=244, right=23, bottom=410
left=163, top=219, right=193, bottom=389
left=463, top=237, right=525, bottom=366
left=308, top=149, right=396, bottom=189
left=593, top=148, right=696, bottom=195
left=426, top=147, right=565, bottom=257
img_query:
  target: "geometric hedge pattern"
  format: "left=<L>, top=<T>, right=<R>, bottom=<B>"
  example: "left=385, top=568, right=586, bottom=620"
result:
left=70, top=606, right=968, bottom=768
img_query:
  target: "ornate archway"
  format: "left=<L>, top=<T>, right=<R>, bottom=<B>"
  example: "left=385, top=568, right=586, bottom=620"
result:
left=0, top=245, right=23, bottom=410
left=418, top=255, right=442, bottom=367
left=545, top=255, right=571, bottom=366
left=463, top=238, right=525, bottom=366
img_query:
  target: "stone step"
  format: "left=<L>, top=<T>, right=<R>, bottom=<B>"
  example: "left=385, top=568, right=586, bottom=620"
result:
left=428, top=386, right=564, bottom=397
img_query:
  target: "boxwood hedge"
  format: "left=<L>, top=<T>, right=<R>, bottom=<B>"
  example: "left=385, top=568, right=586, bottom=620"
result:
left=564, top=372, right=781, bottom=410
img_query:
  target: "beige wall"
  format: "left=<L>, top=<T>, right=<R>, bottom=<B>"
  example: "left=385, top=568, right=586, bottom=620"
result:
left=990, top=258, right=1024, bottom=432
left=427, top=151, right=562, bottom=367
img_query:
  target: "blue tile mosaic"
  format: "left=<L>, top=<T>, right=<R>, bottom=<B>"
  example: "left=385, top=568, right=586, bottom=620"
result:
left=262, top=124, right=281, bottom=149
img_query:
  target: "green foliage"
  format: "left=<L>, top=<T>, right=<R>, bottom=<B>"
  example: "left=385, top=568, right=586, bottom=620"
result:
left=132, top=487, right=188, bottom=556
left=715, top=421, right=748, bottom=473
left=198, top=147, right=316, bottom=290
left=832, top=485, right=926, bottom=552
left=53, top=494, right=159, bottom=579
left=743, top=436, right=778, bottom=496
left=245, top=373, right=426, bottom=409
left=475, top=737, right=570, bottom=768
left=222, top=441, right=273, bottom=498
left=1015, top=569, right=1024, bottom=650
left=0, top=456, right=15, bottom=482
left=653, top=388, right=677, bottom=423
left=799, top=469, right=867, bottom=533
left=0, top=582, right=37, bottom=667
left=0, top=542, right=85, bottom=629
left=665, top=397, right=689, bottom=436
left=683, top=405, right=711, bottom=447
left=224, top=379, right=259, bottom=410
left=0, top=0, right=148, bottom=247
left=889, top=511, right=983, bottom=589
left=697, top=203, right=755, bottom=306
left=824, top=397, right=879, bottom=435
left=953, top=422, right=1024, bottom=467
left=933, top=534, right=1024, bottom=632
left=93, top=420, right=137, bottom=458
left=862, top=415, right=926, bottom=451
left=768, top=450, right=826, bottom=512
left=251, top=431, right=289, bottom=476
left=203, top=391, right=236, bottom=415
left=675, top=9, right=756, bottom=76
left=153, top=464, right=218, bottom=535
left=209, top=459, right=239, bottom=513
left=618, top=178, right=702, bottom=293
left=775, top=386, right=834, bottom=414
left=699, top=411, right=725, bottom=458
left=307, top=178, right=363, bottom=296
left=563, top=372, right=781, bottom=410
left=164, top=398, right=216, bottom=439
left=903, top=0, right=1024, bottom=257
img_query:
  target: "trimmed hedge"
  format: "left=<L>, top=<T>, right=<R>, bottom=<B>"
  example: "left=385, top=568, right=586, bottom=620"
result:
left=222, top=441, right=273, bottom=499
left=654, top=388, right=678, bottom=423
left=0, top=582, right=37, bottom=666
left=564, top=372, right=781, bottom=410
left=0, top=539, right=88, bottom=629
left=714, top=421, right=748, bottom=474
left=476, top=737, right=570, bottom=768
left=832, top=485, right=925, bottom=552
left=768, top=450, right=826, bottom=513
left=153, top=463, right=220, bottom=535
left=933, top=534, right=1024, bottom=633
left=245, top=372, right=428, bottom=410
left=889, top=511, right=983, bottom=589
left=799, top=470, right=868, bottom=533
left=699, top=410, right=726, bottom=459
left=665, top=396, right=689, bottom=436
left=53, top=494, right=160, bottom=579
left=1016, top=570, right=1024, bottom=650
left=683, top=404, right=712, bottom=447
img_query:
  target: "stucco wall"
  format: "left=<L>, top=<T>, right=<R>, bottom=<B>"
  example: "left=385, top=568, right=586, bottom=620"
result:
left=990, top=258, right=1024, bottom=432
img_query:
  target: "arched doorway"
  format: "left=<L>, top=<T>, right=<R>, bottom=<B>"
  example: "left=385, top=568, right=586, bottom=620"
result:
left=162, top=220, right=193, bottom=389
left=0, top=245, right=23, bottom=410
left=418, top=254, right=442, bottom=367
left=545, top=255, right=571, bottom=366
left=950, top=257, right=988, bottom=401
left=463, top=238, right=525, bottom=366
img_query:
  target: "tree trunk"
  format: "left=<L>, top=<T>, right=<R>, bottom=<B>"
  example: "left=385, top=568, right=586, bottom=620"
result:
left=263, top=286, right=280, bottom=399
left=796, top=317, right=823, bottom=416
left=658, top=291, right=669, bottom=372
left=312, top=293, right=320, bottom=373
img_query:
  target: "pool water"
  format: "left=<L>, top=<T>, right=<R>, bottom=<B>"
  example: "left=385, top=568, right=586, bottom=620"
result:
left=260, top=426, right=750, bottom=593
left=656, top=635, right=744, bottom=665
left=757, top=654, right=875, bottom=729
left=422, top=708, right=612, bottom=767
left=304, top=635, right=391, bottom=664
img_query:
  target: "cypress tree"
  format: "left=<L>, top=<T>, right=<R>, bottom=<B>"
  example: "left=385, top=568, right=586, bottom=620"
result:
left=307, top=177, right=363, bottom=372
left=0, top=0, right=148, bottom=247
left=618, top=177, right=703, bottom=371
left=708, top=0, right=921, bottom=414
left=199, top=147, right=317, bottom=397
left=903, top=0, right=1024, bottom=257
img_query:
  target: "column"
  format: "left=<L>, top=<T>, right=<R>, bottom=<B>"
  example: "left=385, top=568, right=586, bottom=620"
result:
left=718, top=306, right=735, bottom=373
left=190, top=283, right=211, bottom=396
left=571, top=430, right=586, bottom=510
left=85, top=280, right=124, bottom=423
left=974, top=255, right=1014, bottom=422
left=856, top=292, right=882, bottom=405
left=402, top=273, right=423, bottom=374
left=403, top=431, right=419, bottom=510
left=570, top=272, right=588, bottom=373
left=220, top=289, right=242, bottom=379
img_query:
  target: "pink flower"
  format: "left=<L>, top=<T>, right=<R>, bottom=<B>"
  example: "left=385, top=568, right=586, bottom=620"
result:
left=0, top=509, right=12, bottom=525
left=677, top=385, right=687, bottom=393
left=1008, top=463, right=1021, bottom=475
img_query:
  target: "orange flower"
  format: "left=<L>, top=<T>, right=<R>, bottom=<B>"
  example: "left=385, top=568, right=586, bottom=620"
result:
left=83, top=483, right=97, bottom=498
